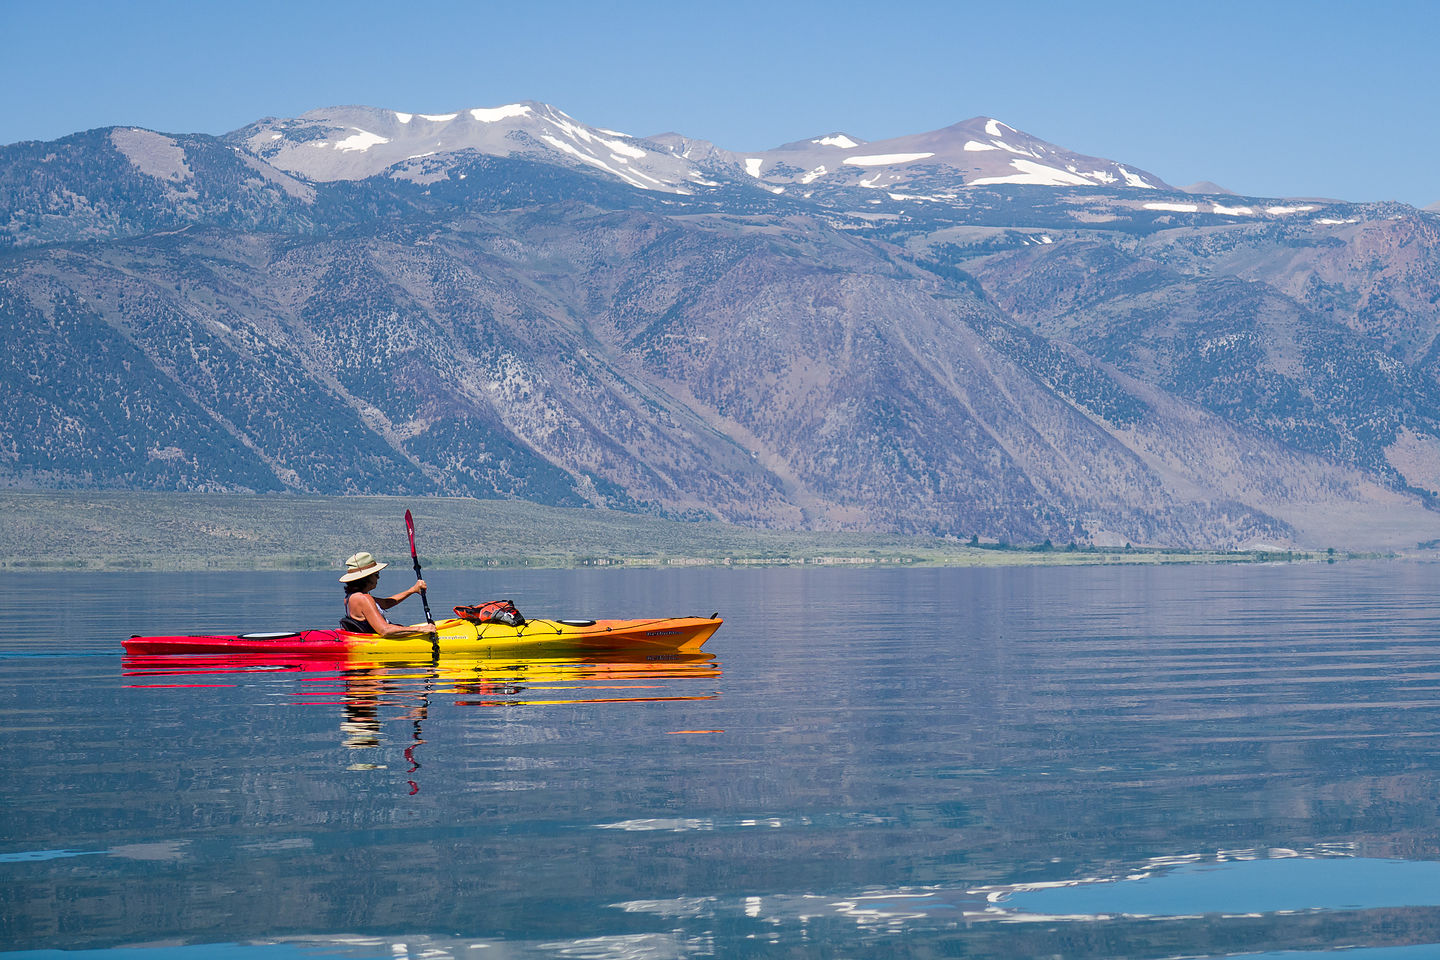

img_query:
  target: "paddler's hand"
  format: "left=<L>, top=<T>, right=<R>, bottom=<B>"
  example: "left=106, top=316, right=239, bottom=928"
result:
left=412, top=579, right=428, bottom=595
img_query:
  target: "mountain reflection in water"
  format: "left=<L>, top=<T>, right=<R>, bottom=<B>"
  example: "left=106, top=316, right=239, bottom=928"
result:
left=9, top=563, right=1440, bottom=958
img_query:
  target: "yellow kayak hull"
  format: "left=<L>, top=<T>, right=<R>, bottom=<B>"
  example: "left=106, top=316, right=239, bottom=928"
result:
left=345, top=616, right=721, bottom=658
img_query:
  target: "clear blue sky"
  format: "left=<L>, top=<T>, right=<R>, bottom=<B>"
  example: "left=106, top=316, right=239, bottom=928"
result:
left=3, top=0, right=1437, bottom=206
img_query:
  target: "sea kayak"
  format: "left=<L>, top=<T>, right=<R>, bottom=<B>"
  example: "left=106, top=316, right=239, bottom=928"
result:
left=124, top=615, right=721, bottom=658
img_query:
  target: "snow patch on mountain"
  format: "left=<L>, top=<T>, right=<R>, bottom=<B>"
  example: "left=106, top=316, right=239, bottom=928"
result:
left=992, top=139, right=1039, bottom=158
left=843, top=152, right=935, bottom=167
left=813, top=135, right=860, bottom=148
left=541, top=110, right=647, bottom=160
left=540, top=134, right=668, bottom=191
left=334, top=129, right=389, bottom=152
left=471, top=104, right=531, bottom=123
left=1118, top=167, right=1153, bottom=189
left=969, top=158, right=1096, bottom=187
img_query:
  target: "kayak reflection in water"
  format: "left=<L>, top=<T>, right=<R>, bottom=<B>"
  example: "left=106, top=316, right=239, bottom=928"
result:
left=339, top=551, right=439, bottom=639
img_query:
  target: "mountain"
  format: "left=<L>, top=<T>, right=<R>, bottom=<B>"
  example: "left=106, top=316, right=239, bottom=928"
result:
left=670, top=116, right=1175, bottom=195
left=227, top=105, right=1172, bottom=199
left=2, top=102, right=1438, bottom=550
left=1180, top=181, right=1235, bottom=195
left=0, top=126, right=319, bottom=249
left=229, top=102, right=711, bottom=195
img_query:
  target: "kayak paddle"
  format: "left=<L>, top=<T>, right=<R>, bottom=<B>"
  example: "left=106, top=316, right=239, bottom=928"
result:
left=404, top=509, right=435, bottom=626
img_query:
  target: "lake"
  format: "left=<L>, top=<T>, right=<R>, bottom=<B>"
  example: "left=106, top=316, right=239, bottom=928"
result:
left=4, top=561, right=1440, bottom=959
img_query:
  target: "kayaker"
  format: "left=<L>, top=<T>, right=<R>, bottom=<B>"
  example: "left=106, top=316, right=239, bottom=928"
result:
left=339, top=551, right=438, bottom=638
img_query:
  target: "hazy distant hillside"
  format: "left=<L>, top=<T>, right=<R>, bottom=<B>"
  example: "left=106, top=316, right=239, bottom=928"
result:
left=2, top=102, right=1438, bottom=550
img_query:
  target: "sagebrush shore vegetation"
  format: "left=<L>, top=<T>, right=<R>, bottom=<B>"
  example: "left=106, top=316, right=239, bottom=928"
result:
left=0, top=492, right=1352, bottom=572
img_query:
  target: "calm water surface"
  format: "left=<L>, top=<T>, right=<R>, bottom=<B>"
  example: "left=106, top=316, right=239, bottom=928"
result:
left=4, top=561, right=1440, bottom=959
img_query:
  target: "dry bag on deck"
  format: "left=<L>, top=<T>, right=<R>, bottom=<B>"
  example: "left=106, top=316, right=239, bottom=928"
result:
left=454, top=600, right=526, bottom=627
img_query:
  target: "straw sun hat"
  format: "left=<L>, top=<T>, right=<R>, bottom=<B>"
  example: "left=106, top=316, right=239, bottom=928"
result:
left=339, top=551, right=388, bottom=582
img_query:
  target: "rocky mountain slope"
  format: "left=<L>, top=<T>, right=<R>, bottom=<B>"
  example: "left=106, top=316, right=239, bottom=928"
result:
left=2, top=102, right=1437, bottom=550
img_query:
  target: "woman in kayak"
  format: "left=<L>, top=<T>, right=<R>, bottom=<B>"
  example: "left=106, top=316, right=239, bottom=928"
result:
left=339, top=551, right=438, bottom=638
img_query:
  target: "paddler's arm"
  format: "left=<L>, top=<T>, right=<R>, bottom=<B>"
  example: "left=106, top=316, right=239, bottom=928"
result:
left=375, top=579, right=427, bottom=610
left=355, top=592, right=438, bottom=638
left=383, top=622, right=439, bottom=639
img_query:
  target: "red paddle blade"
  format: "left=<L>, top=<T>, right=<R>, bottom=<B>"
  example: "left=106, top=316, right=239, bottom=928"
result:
left=405, top=509, right=417, bottom=555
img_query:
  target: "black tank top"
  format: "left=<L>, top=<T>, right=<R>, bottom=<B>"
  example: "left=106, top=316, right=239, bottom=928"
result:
left=341, top=595, right=392, bottom=634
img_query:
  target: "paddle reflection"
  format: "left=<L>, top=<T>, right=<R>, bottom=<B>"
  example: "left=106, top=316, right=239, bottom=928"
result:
left=123, top=650, right=720, bottom=789
left=122, top=650, right=721, bottom=726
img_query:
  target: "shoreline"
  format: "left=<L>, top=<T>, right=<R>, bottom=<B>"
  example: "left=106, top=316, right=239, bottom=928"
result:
left=0, top=490, right=1382, bottom=572
left=0, top=547, right=1360, bottom=573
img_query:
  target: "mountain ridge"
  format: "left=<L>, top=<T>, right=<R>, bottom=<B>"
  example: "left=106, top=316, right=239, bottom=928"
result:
left=2, top=102, right=1438, bottom=551
left=224, top=102, right=1177, bottom=198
